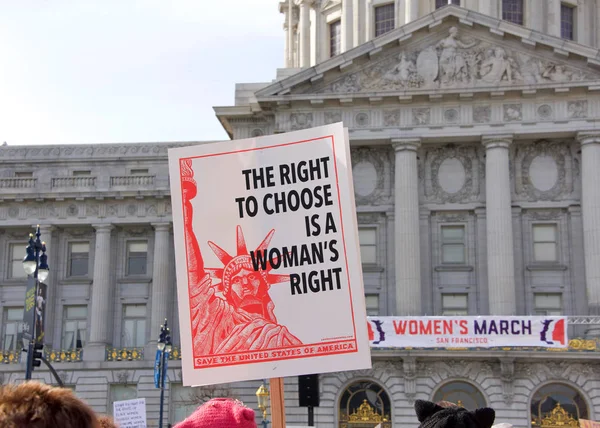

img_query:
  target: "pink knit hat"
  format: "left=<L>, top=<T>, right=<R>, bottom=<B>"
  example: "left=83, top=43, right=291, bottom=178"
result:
left=174, top=398, right=257, bottom=428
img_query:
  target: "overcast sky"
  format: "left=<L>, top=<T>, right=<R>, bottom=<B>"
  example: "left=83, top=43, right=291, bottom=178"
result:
left=0, top=1, right=283, bottom=146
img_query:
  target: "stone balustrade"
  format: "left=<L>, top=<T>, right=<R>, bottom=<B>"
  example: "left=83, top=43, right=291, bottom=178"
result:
left=110, top=175, right=155, bottom=187
left=51, top=176, right=97, bottom=188
left=0, top=178, right=37, bottom=189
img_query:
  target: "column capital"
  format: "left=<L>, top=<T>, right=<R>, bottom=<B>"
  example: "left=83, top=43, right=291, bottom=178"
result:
left=576, top=131, right=600, bottom=146
left=151, top=222, right=172, bottom=232
left=482, top=134, right=513, bottom=149
left=391, top=138, right=421, bottom=152
left=474, top=207, right=486, bottom=217
left=568, top=205, right=582, bottom=215
left=92, top=224, right=114, bottom=233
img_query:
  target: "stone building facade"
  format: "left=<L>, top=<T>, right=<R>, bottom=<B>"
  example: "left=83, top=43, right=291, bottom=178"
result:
left=2, top=1, right=600, bottom=428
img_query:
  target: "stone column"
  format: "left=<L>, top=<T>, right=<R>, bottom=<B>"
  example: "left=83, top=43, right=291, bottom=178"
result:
left=482, top=135, right=516, bottom=315
left=38, top=225, right=55, bottom=348
left=392, top=138, right=421, bottom=315
left=578, top=132, right=600, bottom=316
left=86, top=224, right=114, bottom=360
left=298, top=0, right=311, bottom=67
left=148, top=223, right=172, bottom=352
left=405, top=0, right=419, bottom=22
left=288, top=0, right=294, bottom=66
left=474, top=208, right=489, bottom=314
left=341, top=0, right=353, bottom=51
left=597, top=3, right=600, bottom=48
left=284, top=22, right=290, bottom=67
left=547, top=0, right=561, bottom=37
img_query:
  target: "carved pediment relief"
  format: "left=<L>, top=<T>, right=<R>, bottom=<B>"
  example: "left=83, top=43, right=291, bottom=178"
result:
left=308, top=26, right=599, bottom=95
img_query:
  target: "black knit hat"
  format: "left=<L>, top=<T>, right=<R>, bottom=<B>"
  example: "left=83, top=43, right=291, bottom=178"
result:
left=415, top=400, right=496, bottom=428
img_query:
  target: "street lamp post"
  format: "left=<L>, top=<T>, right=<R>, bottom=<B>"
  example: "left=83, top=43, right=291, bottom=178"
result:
left=256, top=380, right=270, bottom=428
left=23, top=225, right=49, bottom=380
left=157, top=319, right=172, bottom=428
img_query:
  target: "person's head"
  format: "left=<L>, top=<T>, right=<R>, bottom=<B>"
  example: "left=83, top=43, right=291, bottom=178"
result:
left=174, top=398, right=256, bottom=428
left=98, top=415, right=119, bottom=428
left=0, top=382, right=100, bottom=428
left=415, top=399, right=495, bottom=428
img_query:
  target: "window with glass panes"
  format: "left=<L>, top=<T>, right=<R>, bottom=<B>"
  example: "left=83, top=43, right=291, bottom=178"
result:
left=329, top=20, right=341, bottom=57
left=109, top=385, right=137, bottom=415
left=130, top=168, right=149, bottom=175
left=170, top=384, right=198, bottom=424
left=561, top=4, right=574, bottom=40
left=62, top=305, right=87, bottom=349
left=127, top=241, right=148, bottom=275
left=534, top=293, right=563, bottom=315
left=68, top=242, right=89, bottom=276
left=533, top=224, right=558, bottom=262
left=502, top=0, right=524, bottom=25
left=122, top=304, right=146, bottom=348
left=442, top=293, right=468, bottom=315
left=365, top=294, right=380, bottom=316
left=374, top=4, right=395, bottom=37
left=436, top=0, right=460, bottom=8
left=2, top=307, right=23, bottom=350
left=358, top=228, right=377, bottom=264
left=441, top=226, right=466, bottom=264
left=9, top=244, right=26, bottom=279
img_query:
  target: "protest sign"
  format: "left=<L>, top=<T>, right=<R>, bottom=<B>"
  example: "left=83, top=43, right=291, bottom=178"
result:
left=168, top=123, right=371, bottom=386
left=112, top=398, right=147, bottom=428
left=367, top=316, right=569, bottom=348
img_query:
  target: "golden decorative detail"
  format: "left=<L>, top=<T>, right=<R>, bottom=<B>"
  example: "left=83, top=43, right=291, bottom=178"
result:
left=45, top=348, right=83, bottom=363
left=105, top=347, right=144, bottom=361
left=456, top=400, right=464, bottom=408
left=0, top=350, right=21, bottom=364
left=347, top=400, right=389, bottom=424
left=540, top=403, right=579, bottom=428
left=169, top=346, right=182, bottom=360
left=569, top=338, right=597, bottom=351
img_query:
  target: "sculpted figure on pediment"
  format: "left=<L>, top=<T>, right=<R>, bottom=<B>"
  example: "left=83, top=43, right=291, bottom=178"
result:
left=316, top=27, right=595, bottom=94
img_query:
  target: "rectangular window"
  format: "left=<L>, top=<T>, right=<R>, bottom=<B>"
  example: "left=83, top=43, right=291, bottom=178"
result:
left=561, top=4, right=575, bottom=40
left=69, top=242, right=90, bottom=276
left=329, top=20, right=341, bottom=57
left=534, top=293, right=563, bottom=316
left=2, top=307, right=23, bottom=351
left=72, top=170, right=91, bottom=176
left=442, top=293, right=468, bottom=316
left=533, top=224, right=558, bottom=262
left=130, top=168, right=149, bottom=175
left=170, top=384, right=199, bottom=424
left=9, top=244, right=26, bottom=279
left=365, top=294, right=380, bottom=316
left=62, top=305, right=87, bottom=349
left=374, top=4, right=395, bottom=37
left=502, top=0, right=524, bottom=25
left=358, top=228, right=377, bottom=264
left=127, top=241, right=148, bottom=276
left=122, top=304, right=146, bottom=348
left=109, top=385, right=138, bottom=415
left=436, top=0, right=460, bottom=8
left=14, top=171, right=33, bottom=178
left=441, top=226, right=466, bottom=264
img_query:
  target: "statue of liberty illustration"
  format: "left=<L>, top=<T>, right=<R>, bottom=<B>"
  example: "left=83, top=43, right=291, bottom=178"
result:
left=180, top=158, right=302, bottom=357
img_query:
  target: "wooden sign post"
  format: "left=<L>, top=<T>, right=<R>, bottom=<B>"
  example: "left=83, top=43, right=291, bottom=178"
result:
left=269, top=377, right=286, bottom=428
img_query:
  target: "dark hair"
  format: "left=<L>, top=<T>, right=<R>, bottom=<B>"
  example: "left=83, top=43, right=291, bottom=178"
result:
left=0, top=381, right=100, bottom=428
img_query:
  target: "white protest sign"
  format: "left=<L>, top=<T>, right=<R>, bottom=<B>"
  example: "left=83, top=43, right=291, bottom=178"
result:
left=112, top=398, right=147, bottom=428
left=168, top=123, right=371, bottom=386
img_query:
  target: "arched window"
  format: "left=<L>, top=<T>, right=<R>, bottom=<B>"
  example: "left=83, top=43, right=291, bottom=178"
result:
left=531, top=383, right=589, bottom=427
left=339, top=381, right=391, bottom=428
left=432, top=381, right=487, bottom=409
